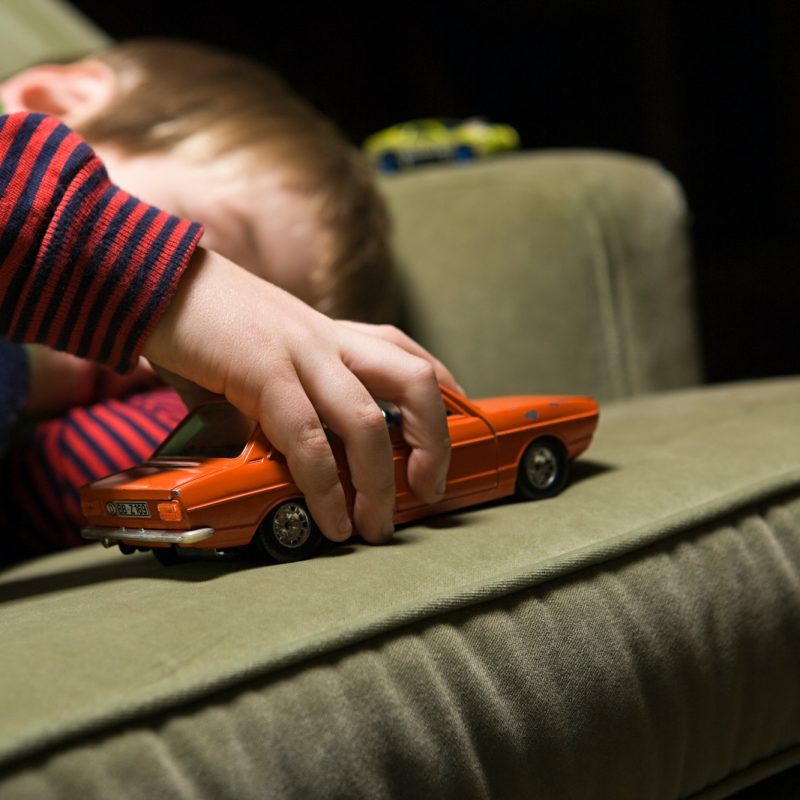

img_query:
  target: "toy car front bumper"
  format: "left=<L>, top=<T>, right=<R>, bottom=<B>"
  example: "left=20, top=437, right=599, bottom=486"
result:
left=81, top=526, right=215, bottom=547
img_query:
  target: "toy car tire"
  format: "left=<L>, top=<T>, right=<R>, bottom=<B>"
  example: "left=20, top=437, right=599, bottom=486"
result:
left=515, top=438, right=569, bottom=500
left=255, top=499, right=323, bottom=563
left=152, top=545, right=181, bottom=566
left=378, top=151, right=401, bottom=173
left=453, top=144, right=475, bottom=162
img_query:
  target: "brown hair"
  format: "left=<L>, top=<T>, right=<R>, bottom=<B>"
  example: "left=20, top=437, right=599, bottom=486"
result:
left=76, top=37, right=399, bottom=323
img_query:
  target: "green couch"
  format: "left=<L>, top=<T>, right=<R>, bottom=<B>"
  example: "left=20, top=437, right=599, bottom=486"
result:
left=2, top=3, right=799, bottom=796
left=2, top=145, right=799, bottom=798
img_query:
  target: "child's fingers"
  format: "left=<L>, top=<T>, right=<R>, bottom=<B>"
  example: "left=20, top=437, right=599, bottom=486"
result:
left=338, top=331, right=451, bottom=506
left=253, top=360, right=352, bottom=544
left=339, top=321, right=465, bottom=396
left=297, top=358, right=396, bottom=544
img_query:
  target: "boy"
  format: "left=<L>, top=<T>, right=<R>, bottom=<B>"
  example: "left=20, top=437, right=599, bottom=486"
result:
left=0, top=38, right=458, bottom=561
left=2, top=37, right=399, bottom=323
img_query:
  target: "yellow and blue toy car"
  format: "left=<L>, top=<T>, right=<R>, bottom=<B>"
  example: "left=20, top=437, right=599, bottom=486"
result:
left=362, top=117, right=520, bottom=172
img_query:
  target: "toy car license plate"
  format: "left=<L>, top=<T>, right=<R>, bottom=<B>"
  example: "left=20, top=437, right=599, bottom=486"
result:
left=113, top=501, right=150, bottom=518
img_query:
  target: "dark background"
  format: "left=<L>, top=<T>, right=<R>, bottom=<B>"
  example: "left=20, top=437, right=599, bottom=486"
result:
left=69, top=0, right=799, bottom=384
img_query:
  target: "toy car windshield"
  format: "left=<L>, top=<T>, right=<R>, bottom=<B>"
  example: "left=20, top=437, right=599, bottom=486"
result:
left=152, top=401, right=256, bottom=460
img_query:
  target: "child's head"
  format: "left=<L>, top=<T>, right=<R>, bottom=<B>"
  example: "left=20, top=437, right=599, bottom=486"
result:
left=0, top=37, right=397, bottom=322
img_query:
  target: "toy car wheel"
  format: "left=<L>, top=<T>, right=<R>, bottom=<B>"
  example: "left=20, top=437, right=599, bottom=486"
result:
left=152, top=545, right=180, bottom=566
left=453, top=144, right=475, bottom=162
left=377, top=151, right=400, bottom=173
left=256, top=499, right=323, bottom=563
left=516, top=438, right=568, bottom=500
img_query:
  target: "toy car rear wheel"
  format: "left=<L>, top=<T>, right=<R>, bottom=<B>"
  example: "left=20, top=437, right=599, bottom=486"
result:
left=516, top=438, right=568, bottom=500
left=255, top=499, right=323, bottom=563
left=152, top=545, right=180, bottom=566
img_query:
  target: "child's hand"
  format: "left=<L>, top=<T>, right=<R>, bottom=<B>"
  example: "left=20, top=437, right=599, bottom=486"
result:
left=337, top=320, right=465, bottom=398
left=144, top=248, right=454, bottom=546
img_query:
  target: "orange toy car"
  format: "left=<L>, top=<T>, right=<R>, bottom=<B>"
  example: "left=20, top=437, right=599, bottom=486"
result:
left=80, top=386, right=599, bottom=564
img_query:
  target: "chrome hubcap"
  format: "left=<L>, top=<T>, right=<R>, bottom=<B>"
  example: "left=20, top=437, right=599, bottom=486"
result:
left=526, top=446, right=558, bottom=489
left=272, top=503, right=311, bottom=548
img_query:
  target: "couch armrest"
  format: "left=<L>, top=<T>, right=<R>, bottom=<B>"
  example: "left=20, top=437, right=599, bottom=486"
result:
left=0, top=0, right=109, bottom=78
left=380, top=150, right=703, bottom=401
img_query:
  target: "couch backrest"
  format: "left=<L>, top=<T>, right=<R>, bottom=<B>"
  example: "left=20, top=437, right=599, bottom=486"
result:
left=379, top=150, right=704, bottom=402
left=0, top=0, right=109, bottom=79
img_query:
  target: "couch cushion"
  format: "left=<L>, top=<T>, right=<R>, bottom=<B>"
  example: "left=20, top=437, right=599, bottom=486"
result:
left=380, top=151, right=702, bottom=401
left=1, top=376, right=798, bottom=798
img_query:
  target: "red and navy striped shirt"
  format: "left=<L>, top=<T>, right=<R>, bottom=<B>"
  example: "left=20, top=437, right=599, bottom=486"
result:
left=0, top=111, right=203, bottom=560
left=0, top=111, right=203, bottom=371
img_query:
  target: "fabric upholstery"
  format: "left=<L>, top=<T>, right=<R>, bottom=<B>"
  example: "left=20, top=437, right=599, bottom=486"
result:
left=380, top=152, right=702, bottom=401
left=2, top=376, right=798, bottom=799
left=0, top=0, right=108, bottom=80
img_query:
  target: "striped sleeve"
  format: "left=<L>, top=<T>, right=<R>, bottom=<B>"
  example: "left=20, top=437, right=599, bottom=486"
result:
left=0, top=112, right=204, bottom=373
